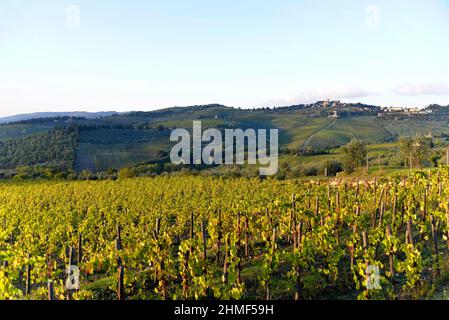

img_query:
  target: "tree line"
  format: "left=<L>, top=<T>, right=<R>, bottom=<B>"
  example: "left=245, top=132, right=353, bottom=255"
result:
left=0, top=128, right=77, bottom=170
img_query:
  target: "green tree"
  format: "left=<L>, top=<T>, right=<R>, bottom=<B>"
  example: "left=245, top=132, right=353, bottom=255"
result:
left=399, top=136, right=432, bottom=169
left=117, top=167, right=137, bottom=179
left=341, top=139, right=367, bottom=173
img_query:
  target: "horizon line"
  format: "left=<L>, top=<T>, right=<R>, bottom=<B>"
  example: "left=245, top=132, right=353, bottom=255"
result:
left=1, top=100, right=449, bottom=120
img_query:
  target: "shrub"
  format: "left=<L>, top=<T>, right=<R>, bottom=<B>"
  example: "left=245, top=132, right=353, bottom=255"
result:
left=303, top=165, right=318, bottom=176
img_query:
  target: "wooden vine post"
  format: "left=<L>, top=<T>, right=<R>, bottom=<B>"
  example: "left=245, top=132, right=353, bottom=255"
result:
left=182, top=250, right=190, bottom=299
left=222, top=236, right=229, bottom=285
left=315, top=197, right=322, bottom=226
left=48, top=280, right=55, bottom=300
left=294, top=222, right=302, bottom=301
left=392, top=193, right=397, bottom=229
left=362, top=231, right=368, bottom=270
left=244, top=216, right=250, bottom=258
left=289, top=194, right=296, bottom=240
left=378, top=202, right=384, bottom=228
left=201, top=220, right=207, bottom=260
left=349, top=224, right=357, bottom=271
left=190, top=212, right=195, bottom=255
left=385, top=225, right=394, bottom=278
left=116, top=224, right=122, bottom=251
left=77, top=233, right=83, bottom=264
left=265, top=228, right=277, bottom=301
left=446, top=205, right=449, bottom=250
left=117, top=265, right=124, bottom=300
left=429, top=215, right=440, bottom=276
left=406, top=219, right=414, bottom=247
left=190, top=212, right=195, bottom=240
left=217, top=210, right=222, bottom=264
left=25, top=253, right=31, bottom=297
left=115, top=222, right=125, bottom=300
left=155, top=217, right=161, bottom=237
left=236, top=213, right=242, bottom=285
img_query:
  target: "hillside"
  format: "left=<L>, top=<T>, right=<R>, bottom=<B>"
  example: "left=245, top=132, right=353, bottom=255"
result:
left=0, top=102, right=448, bottom=174
left=0, top=111, right=118, bottom=124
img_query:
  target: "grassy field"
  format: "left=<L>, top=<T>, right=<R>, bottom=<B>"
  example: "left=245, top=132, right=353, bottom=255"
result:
left=272, top=116, right=334, bottom=150
left=75, top=137, right=173, bottom=172
left=380, top=118, right=449, bottom=137
left=272, top=116, right=393, bottom=151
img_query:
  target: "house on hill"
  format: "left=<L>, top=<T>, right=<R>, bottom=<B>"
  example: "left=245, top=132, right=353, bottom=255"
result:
left=329, top=110, right=340, bottom=119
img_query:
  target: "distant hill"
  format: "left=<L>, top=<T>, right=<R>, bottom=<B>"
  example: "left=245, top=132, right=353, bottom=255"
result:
left=0, top=111, right=118, bottom=124
left=0, top=102, right=448, bottom=173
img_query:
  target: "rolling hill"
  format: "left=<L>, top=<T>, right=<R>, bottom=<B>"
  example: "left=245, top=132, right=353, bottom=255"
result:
left=0, top=111, right=118, bottom=124
left=0, top=102, right=448, bottom=173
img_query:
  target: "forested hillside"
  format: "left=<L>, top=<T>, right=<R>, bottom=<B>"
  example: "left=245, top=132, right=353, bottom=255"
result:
left=0, top=128, right=77, bottom=170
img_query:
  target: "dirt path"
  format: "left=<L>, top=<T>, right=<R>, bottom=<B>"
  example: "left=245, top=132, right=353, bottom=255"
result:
left=301, top=119, right=337, bottom=153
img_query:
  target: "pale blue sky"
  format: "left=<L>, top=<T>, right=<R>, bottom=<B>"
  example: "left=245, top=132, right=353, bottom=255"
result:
left=0, top=0, right=448, bottom=116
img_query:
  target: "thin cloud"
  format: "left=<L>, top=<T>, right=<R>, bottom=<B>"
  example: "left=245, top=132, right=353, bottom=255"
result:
left=265, top=85, right=377, bottom=106
left=393, top=82, right=449, bottom=96
left=296, top=85, right=377, bottom=102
